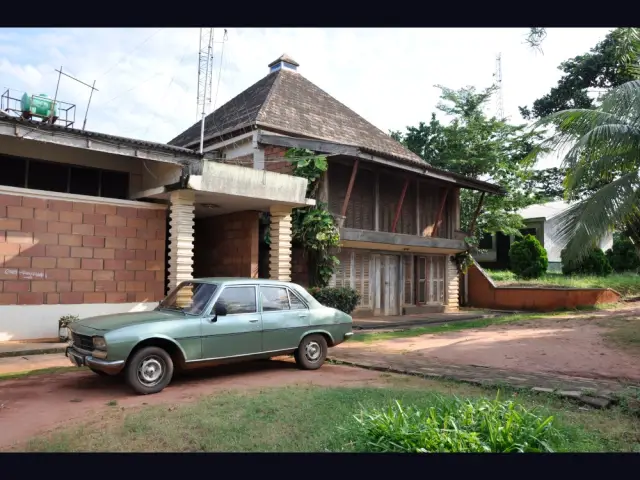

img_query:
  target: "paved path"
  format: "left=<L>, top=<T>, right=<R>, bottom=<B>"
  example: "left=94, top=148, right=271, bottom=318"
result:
left=0, top=353, right=70, bottom=375
left=329, top=349, right=639, bottom=408
left=0, top=342, right=66, bottom=358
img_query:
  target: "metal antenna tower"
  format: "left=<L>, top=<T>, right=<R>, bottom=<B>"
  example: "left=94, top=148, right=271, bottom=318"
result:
left=196, top=28, right=214, bottom=154
left=494, top=53, right=504, bottom=120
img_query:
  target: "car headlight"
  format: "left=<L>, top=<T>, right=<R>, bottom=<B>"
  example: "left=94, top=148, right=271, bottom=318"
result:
left=93, top=336, right=107, bottom=350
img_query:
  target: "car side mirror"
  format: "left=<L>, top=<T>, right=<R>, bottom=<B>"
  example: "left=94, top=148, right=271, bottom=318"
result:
left=214, top=303, right=227, bottom=317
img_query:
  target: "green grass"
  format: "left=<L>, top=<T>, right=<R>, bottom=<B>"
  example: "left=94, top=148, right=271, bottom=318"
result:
left=352, top=395, right=560, bottom=452
left=21, top=384, right=640, bottom=452
left=486, top=270, right=640, bottom=298
left=0, top=366, right=81, bottom=381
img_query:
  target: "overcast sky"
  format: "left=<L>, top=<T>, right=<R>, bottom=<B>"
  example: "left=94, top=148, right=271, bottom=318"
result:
left=0, top=28, right=612, bottom=168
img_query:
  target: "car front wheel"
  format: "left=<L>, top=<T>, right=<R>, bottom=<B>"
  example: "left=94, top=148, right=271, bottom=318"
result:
left=294, top=334, right=328, bottom=370
left=125, top=346, right=174, bottom=395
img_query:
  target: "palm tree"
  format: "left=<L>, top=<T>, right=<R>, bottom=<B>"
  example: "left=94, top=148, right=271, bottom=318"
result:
left=529, top=80, right=640, bottom=267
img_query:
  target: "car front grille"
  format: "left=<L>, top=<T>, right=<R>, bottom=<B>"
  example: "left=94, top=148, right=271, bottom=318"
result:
left=71, top=332, right=93, bottom=351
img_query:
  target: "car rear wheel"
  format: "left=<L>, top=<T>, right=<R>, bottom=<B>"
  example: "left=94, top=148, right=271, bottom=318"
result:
left=294, top=334, right=327, bottom=370
left=125, top=346, right=174, bottom=395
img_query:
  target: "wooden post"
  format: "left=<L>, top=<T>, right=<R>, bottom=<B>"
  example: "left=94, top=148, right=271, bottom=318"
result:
left=430, top=187, right=451, bottom=238
left=391, top=178, right=409, bottom=233
left=467, top=192, right=486, bottom=236
left=340, top=159, right=360, bottom=218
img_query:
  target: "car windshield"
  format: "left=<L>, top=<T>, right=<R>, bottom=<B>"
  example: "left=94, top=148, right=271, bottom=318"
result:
left=158, top=282, right=218, bottom=316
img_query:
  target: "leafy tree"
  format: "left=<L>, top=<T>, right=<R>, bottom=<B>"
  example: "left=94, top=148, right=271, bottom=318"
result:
left=519, top=28, right=640, bottom=121
left=529, top=80, right=640, bottom=264
left=524, top=166, right=613, bottom=203
left=392, top=85, right=544, bottom=242
left=561, top=247, right=612, bottom=276
left=606, top=234, right=640, bottom=273
left=509, top=234, right=548, bottom=279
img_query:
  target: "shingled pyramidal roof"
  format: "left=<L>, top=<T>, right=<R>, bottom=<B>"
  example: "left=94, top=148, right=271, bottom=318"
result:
left=168, top=54, right=424, bottom=165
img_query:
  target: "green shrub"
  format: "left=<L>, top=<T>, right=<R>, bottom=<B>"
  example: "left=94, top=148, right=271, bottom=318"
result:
left=350, top=395, right=560, bottom=453
left=308, top=286, right=361, bottom=314
left=562, top=247, right=613, bottom=276
left=508, top=234, right=548, bottom=279
left=606, top=236, right=640, bottom=273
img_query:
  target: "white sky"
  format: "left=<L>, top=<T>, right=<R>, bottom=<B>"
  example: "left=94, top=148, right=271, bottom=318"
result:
left=0, top=28, right=612, bottom=169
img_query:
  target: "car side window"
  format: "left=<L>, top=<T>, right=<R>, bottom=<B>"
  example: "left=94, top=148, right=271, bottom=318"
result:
left=260, top=286, right=290, bottom=312
left=215, top=286, right=257, bottom=315
left=288, top=289, right=307, bottom=310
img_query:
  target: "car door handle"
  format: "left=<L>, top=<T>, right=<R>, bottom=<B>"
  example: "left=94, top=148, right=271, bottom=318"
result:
left=299, top=313, right=308, bottom=318
left=249, top=319, right=259, bottom=323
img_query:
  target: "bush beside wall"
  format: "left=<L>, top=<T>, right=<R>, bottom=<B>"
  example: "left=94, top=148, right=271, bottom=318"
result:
left=508, top=234, right=548, bottom=279
left=308, top=287, right=361, bottom=314
left=562, top=247, right=613, bottom=276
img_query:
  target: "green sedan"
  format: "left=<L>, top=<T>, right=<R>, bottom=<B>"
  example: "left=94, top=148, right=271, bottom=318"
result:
left=66, top=278, right=354, bottom=395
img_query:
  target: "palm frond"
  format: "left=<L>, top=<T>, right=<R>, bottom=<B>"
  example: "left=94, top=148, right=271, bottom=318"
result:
left=561, top=122, right=640, bottom=172
left=548, top=172, right=640, bottom=264
left=600, top=80, right=640, bottom=123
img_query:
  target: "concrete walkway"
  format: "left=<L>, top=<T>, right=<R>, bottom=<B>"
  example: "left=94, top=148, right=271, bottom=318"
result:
left=0, top=342, right=66, bottom=358
left=0, top=353, right=70, bottom=375
left=353, top=310, right=500, bottom=331
left=329, top=349, right=638, bottom=408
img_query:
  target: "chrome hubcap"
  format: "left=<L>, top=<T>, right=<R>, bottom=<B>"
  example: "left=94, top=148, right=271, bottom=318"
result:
left=137, top=356, right=164, bottom=387
left=305, top=341, right=321, bottom=362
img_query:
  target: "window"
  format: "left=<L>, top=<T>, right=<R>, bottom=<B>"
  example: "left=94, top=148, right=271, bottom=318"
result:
left=520, top=228, right=537, bottom=238
left=329, top=248, right=371, bottom=308
left=216, top=286, right=257, bottom=315
left=3, top=155, right=26, bottom=187
left=27, top=160, right=68, bottom=193
left=70, top=166, right=100, bottom=197
left=288, top=289, right=307, bottom=310
left=100, top=170, right=129, bottom=199
left=261, top=286, right=290, bottom=311
left=416, top=255, right=446, bottom=305
left=0, top=154, right=130, bottom=200
left=159, top=281, right=217, bottom=315
left=479, top=233, right=494, bottom=250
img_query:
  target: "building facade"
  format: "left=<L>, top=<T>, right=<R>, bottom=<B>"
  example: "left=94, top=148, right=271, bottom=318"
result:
left=169, top=55, right=502, bottom=317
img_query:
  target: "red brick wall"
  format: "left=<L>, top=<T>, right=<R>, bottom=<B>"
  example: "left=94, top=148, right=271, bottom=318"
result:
left=264, top=145, right=293, bottom=175
left=0, top=193, right=167, bottom=305
left=194, top=211, right=259, bottom=278
left=466, top=263, right=620, bottom=311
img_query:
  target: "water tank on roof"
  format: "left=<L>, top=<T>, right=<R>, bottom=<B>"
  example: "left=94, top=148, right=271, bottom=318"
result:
left=21, top=93, right=58, bottom=119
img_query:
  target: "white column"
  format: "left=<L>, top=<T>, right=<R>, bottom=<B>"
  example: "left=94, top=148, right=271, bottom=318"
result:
left=168, top=190, right=195, bottom=292
left=269, top=206, right=293, bottom=281
left=445, top=255, right=460, bottom=312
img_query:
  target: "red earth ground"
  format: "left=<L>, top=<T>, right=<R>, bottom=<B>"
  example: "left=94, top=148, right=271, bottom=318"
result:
left=339, top=304, right=640, bottom=383
left=0, top=359, right=391, bottom=449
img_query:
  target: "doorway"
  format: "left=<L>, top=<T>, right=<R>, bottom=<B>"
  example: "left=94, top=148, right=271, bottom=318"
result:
left=374, top=254, right=400, bottom=316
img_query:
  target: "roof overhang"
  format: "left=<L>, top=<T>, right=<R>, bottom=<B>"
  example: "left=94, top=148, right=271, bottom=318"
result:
left=0, top=116, right=208, bottom=167
left=256, top=132, right=505, bottom=195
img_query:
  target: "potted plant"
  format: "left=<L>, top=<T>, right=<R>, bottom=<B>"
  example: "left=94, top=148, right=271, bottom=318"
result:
left=59, top=314, right=79, bottom=342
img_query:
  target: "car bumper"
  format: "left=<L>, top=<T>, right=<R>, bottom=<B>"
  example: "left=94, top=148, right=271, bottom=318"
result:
left=66, top=346, right=125, bottom=375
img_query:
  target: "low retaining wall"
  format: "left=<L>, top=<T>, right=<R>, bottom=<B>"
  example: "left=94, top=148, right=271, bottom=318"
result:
left=467, top=263, right=620, bottom=311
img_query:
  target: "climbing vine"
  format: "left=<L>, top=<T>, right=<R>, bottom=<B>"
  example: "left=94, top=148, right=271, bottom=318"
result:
left=262, top=148, right=341, bottom=287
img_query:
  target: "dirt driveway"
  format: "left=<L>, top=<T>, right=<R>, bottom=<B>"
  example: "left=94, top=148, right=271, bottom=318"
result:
left=0, top=359, right=387, bottom=450
left=340, top=305, right=640, bottom=383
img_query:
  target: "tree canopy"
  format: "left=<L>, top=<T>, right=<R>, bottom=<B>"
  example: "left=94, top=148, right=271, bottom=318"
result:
left=527, top=80, right=640, bottom=263
left=391, top=85, right=543, bottom=242
left=520, top=28, right=640, bottom=121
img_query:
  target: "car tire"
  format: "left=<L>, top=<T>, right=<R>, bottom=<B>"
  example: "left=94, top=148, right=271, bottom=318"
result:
left=89, top=367, right=109, bottom=376
left=125, top=346, right=174, bottom=395
left=294, top=334, right=328, bottom=370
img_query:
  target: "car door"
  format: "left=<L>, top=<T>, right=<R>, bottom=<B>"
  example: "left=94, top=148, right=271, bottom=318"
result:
left=260, top=285, right=310, bottom=353
left=200, top=285, right=262, bottom=359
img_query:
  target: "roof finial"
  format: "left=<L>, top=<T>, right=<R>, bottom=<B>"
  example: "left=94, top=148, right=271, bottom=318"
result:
left=268, top=53, right=299, bottom=73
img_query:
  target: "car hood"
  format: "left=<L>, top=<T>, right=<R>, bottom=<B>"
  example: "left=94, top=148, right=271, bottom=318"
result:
left=72, top=310, right=179, bottom=332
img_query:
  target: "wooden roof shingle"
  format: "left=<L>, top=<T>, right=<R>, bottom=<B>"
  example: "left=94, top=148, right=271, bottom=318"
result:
left=168, top=60, right=424, bottom=165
